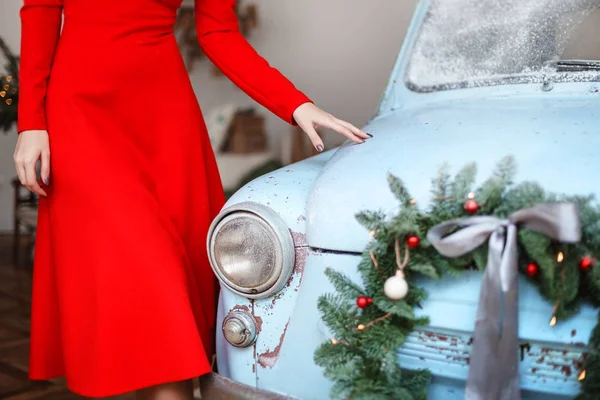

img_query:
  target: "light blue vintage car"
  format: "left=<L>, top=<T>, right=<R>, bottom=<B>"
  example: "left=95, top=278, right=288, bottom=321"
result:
left=204, top=0, right=600, bottom=398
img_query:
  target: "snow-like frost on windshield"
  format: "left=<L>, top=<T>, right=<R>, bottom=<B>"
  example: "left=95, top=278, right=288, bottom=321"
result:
left=407, top=0, right=600, bottom=90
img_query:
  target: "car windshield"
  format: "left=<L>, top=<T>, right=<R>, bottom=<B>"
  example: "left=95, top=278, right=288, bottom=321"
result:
left=406, top=0, right=600, bottom=91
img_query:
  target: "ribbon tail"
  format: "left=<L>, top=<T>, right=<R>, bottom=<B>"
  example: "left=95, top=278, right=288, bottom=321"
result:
left=498, top=225, right=520, bottom=400
left=466, top=228, right=521, bottom=400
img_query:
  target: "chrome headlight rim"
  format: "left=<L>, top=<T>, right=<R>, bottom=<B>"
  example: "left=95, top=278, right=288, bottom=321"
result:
left=207, top=201, right=295, bottom=300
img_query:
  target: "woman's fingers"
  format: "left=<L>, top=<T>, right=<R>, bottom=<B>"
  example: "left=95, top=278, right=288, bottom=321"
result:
left=13, top=130, right=50, bottom=196
left=15, top=162, right=27, bottom=188
left=40, top=150, right=51, bottom=185
left=333, top=117, right=371, bottom=140
left=299, top=121, right=325, bottom=152
left=24, top=159, right=46, bottom=197
left=318, top=116, right=363, bottom=144
left=291, top=103, right=371, bottom=150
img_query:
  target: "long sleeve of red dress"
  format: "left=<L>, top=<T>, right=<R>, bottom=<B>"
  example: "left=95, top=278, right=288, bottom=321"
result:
left=18, top=0, right=63, bottom=133
left=195, top=0, right=312, bottom=124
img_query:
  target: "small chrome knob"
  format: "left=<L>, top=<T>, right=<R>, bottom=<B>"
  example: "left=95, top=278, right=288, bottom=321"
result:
left=222, top=310, right=257, bottom=348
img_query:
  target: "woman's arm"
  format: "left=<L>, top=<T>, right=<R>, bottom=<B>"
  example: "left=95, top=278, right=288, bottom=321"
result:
left=18, top=0, right=63, bottom=133
left=14, top=0, right=61, bottom=196
left=194, top=0, right=369, bottom=149
left=195, top=0, right=310, bottom=124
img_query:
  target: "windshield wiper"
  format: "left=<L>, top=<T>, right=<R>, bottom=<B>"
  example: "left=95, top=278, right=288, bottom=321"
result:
left=552, top=60, right=600, bottom=72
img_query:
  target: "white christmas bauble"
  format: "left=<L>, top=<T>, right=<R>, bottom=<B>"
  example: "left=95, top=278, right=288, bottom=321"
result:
left=384, top=272, right=409, bottom=300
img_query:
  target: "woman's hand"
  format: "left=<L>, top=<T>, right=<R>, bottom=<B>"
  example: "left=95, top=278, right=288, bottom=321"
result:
left=14, top=130, right=50, bottom=197
left=292, top=102, right=371, bottom=152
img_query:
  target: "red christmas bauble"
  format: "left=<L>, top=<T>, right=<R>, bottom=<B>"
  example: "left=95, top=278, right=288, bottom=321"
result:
left=356, top=296, right=369, bottom=309
left=464, top=199, right=480, bottom=214
left=407, top=235, right=420, bottom=248
left=526, top=263, right=539, bottom=277
left=580, top=257, right=595, bottom=271
left=367, top=297, right=373, bottom=305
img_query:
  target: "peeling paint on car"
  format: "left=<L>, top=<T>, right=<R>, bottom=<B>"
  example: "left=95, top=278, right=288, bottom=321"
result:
left=255, top=315, right=263, bottom=334
left=230, top=304, right=250, bottom=313
left=257, top=320, right=290, bottom=369
left=289, top=230, right=307, bottom=247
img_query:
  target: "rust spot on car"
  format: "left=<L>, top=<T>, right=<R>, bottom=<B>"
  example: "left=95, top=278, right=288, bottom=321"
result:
left=269, top=292, right=283, bottom=309
left=289, top=230, right=308, bottom=247
left=537, top=356, right=545, bottom=363
left=561, top=366, right=572, bottom=377
left=297, top=215, right=306, bottom=222
left=293, top=248, right=308, bottom=292
left=571, top=329, right=577, bottom=337
left=467, top=337, right=474, bottom=346
left=574, top=342, right=586, bottom=347
left=283, top=244, right=308, bottom=291
left=231, top=304, right=250, bottom=313
left=424, top=332, right=448, bottom=341
left=252, top=364, right=256, bottom=373
left=532, top=367, right=538, bottom=374
left=573, top=356, right=587, bottom=370
left=258, top=320, right=290, bottom=369
left=255, top=315, right=263, bottom=334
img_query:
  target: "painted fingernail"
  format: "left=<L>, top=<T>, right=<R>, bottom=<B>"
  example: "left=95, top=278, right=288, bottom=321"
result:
left=316, top=144, right=324, bottom=152
left=43, top=177, right=49, bottom=185
left=366, top=133, right=373, bottom=138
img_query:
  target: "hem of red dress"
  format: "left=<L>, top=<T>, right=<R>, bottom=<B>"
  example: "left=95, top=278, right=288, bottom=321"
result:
left=29, top=364, right=212, bottom=398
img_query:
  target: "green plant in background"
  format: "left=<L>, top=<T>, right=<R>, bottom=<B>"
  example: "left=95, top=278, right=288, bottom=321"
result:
left=315, top=156, right=600, bottom=400
left=0, top=37, right=19, bottom=133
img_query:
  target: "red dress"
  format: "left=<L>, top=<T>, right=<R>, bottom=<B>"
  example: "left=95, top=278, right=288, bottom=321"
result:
left=19, top=0, right=310, bottom=396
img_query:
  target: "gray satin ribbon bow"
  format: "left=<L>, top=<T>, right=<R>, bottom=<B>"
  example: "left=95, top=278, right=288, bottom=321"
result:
left=426, top=203, right=581, bottom=400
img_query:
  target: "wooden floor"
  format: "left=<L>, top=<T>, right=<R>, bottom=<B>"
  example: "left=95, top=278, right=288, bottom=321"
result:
left=0, top=235, right=134, bottom=399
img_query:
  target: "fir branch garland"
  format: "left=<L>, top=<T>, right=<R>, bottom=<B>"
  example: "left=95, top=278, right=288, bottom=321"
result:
left=315, top=156, right=600, bottom=399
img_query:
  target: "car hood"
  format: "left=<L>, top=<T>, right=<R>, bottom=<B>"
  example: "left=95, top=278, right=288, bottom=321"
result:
left=305, top=94, right=600, bottom=252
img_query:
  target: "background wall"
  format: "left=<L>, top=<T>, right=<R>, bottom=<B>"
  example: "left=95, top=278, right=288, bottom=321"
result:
left=0, top=0, right=418, bottom=232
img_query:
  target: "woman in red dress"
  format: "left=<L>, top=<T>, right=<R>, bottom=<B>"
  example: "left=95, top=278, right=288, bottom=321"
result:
left=14, top=0, right=368, bottom=398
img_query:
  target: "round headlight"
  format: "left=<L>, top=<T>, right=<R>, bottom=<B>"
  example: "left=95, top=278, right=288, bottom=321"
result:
left=207, top=202, right=295, bottom=299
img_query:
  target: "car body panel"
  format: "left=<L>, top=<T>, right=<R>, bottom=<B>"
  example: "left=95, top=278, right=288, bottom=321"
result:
left=307, top=85, right=600, bottom=252
left=224, top=250, right=594, bottom=399
left=211, top=0, right=600, bottom=397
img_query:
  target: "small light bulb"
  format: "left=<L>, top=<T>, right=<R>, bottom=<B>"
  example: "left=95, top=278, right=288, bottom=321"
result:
left=578, top=370, right=586, bottom=381
left=410, top=199, right=416, bottom=205
left=370, top=230, right=376, bottom=237
left=557, top=252, right=564, bottom=263
left=6, top=76, right=12, bottom=82
left=330, top=338, right=338, bottom=345
left=357, top=324, right=365, bottom=331
left=467, top=192, right=475, bottom=199
left=549, top=316, right=557, bottom=326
